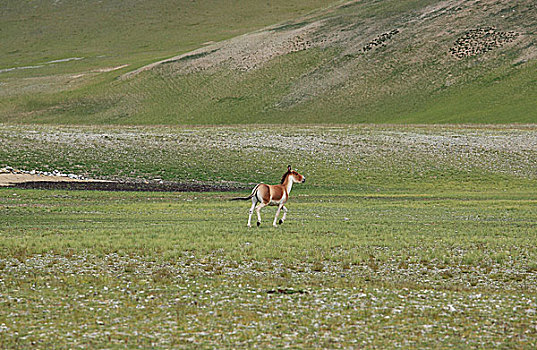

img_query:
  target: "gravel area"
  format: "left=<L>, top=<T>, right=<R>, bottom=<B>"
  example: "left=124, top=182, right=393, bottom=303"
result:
left=1, top=252, right=536, bottom=348
left=1, top=125, right=537, bottom=186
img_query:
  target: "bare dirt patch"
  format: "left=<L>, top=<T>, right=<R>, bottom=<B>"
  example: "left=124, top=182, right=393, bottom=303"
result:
left=0, top=173, right=79, bottom=186
left=0, top=168, right=246, bottom=192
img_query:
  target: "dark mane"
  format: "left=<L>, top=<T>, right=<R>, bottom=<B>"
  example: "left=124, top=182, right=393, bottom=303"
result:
left=280, top=170, right=291, bottom=184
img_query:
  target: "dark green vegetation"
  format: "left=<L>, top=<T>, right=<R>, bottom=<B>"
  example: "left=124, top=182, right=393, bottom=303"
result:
left=1, top=125, right=537, bottom=347
left=1, top=0, right=536, bottom=124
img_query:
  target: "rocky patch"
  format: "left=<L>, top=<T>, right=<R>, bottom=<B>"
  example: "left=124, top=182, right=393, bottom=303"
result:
left=362, top=29, right=400, bottom=52
left=235, top=33, right=314, bottom=71
left=1, top=166, right=86, bottom=180
left=450, top=27, right=519, bottom=59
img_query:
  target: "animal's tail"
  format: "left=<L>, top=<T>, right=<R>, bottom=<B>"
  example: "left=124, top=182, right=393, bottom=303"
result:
left=230, top=184, right=260, bottom=201
left=230, top=196, right=252, bottom=201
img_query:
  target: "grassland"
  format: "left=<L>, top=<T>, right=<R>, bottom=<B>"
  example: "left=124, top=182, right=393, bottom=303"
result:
left=1, top=0, right=537, bottom=347
left=1, top=124, right=537, bottom=348
left=2, top=188, right=537, bottom=348
left=1, top=0, right=536, bottom=124
left=0, top=0, right=334, bottom=69
left=0, top=0, right=335, bottom=122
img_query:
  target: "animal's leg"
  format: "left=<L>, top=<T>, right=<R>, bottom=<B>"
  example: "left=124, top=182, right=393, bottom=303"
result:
left=247, top=198, right=257, bottom=227
left=273, top=204, right=284, bottom=227
left=279, top=205, right=288, bottom=225
left=256, top=202, right=266, bottom=227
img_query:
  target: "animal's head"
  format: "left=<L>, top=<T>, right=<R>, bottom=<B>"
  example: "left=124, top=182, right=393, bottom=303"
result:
left=281, top=165, right=306, bottom=184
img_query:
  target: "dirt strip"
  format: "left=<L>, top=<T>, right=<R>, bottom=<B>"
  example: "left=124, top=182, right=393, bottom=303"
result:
left=0, top=173, right=88, bottom=186
left=0, top=173, right=248, bottom=192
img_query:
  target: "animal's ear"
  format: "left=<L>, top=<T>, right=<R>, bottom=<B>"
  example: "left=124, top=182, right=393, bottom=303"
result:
left=287, top=165, right=291, bottom=171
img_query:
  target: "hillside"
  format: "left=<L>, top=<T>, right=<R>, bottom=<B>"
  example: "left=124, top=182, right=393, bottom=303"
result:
left=1, top=0, right=536, bottom=124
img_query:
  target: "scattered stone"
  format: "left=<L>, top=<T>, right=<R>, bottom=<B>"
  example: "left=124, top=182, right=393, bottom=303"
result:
left=237, top=33, right=314, bottom=71
left=362, top=29, right=400, bottom=52
left=450, top=27, right=519, bottom=59
left=0, top=166, right=86, bottom=180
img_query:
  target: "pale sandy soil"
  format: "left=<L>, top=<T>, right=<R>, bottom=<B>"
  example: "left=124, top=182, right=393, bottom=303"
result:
left=0, top=173, right=92, bottom=187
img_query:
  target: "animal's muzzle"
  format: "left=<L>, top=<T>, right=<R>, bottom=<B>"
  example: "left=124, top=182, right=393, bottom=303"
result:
left=302, top=177, right=306, bottom=183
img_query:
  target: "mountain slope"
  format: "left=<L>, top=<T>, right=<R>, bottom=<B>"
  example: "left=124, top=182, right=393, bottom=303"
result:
left=2, top=0, right=536, bottom=124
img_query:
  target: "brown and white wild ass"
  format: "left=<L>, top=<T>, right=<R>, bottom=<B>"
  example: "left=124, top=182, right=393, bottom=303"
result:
left=232, top=165, right=305, bottom=227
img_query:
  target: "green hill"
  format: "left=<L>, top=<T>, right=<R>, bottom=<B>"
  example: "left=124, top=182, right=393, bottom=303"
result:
left=1, top=0, right=536, bottom=124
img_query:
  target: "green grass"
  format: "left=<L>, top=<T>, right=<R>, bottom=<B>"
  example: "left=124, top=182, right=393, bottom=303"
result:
left=1, top=0, right=537, bottom=341
left=1, top=124, right=537, bottom=347
left=1, top=188, right=537, bottom=348
left=1, top=0, right=536, bottom=124
left=1, top=124, right=536, bottom=192
left=0, top=0, right=334, bottom=69
left=3, top=189, right=537, bottom=262
left=395, top=61, right=537, bottom=123
left=0, top=0, right=337, bottom=123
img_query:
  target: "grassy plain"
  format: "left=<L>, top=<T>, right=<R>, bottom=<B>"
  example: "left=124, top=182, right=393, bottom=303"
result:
left=1, top=124, right=537, bottom=348
left=2, top=0, right=536, bottom=347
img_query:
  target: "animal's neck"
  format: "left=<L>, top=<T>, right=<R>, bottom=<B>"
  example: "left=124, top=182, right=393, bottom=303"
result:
left=283, top=176, right=293, bottom=194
